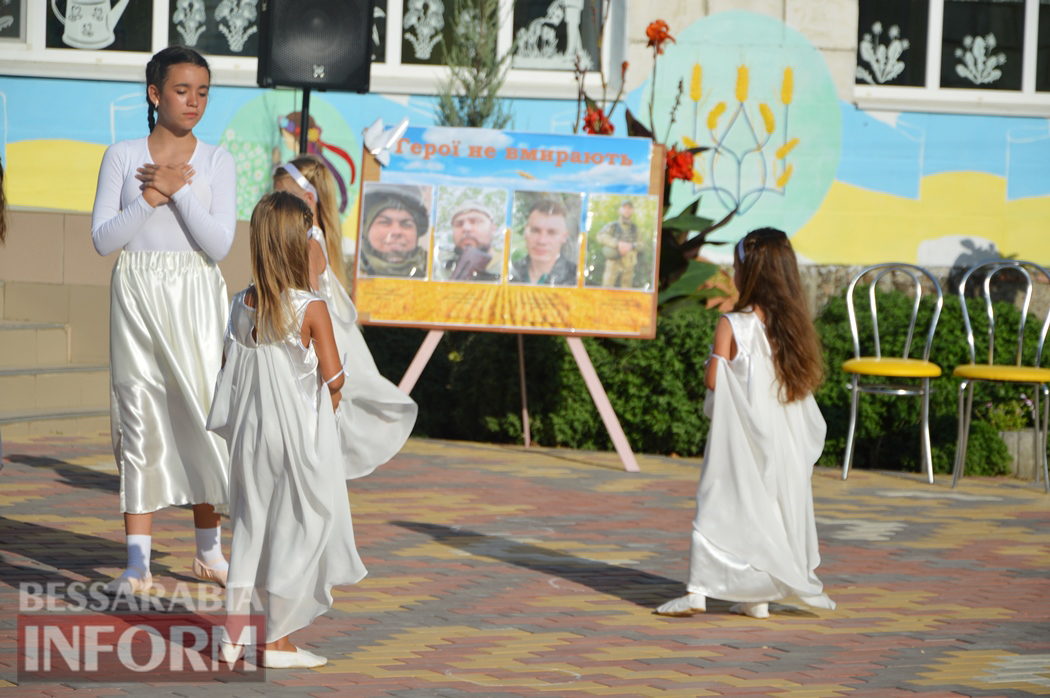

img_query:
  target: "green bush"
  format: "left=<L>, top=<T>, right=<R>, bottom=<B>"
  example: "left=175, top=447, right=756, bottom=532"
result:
left=363, top=304, right=719, bottom=456
left=362, top=285, right=1042, bottom=477
left=815, top=285, right=1046, bottom=476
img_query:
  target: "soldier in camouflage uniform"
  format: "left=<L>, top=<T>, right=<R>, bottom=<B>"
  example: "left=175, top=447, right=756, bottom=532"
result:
left=597, top=199, right=639, bottom=288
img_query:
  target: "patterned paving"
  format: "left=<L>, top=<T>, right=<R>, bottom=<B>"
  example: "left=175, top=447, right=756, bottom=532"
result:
left=1, top=433, right=1048, bottom=696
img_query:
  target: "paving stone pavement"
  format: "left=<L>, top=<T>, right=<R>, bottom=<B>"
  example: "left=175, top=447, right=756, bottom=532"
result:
left=1, top=433, right=1048, bottom=697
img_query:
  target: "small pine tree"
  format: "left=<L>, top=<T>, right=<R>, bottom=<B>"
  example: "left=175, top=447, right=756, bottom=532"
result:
left=434, top=0, right=513, bottom=129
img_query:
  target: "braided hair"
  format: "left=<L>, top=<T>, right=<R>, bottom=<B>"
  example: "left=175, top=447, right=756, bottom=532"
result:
left=145, top=46, right=210, bottom=132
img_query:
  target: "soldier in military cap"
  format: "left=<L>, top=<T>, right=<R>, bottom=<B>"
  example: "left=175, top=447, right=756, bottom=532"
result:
left=359, top=184, right=430, bottom=278
left=439, top=199, right=501, bottom=281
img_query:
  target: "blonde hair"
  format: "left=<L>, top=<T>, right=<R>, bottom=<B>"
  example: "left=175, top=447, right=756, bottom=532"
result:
left=273, top=155, right=346, bottom=287
left=249, top=191, right=313, bottom=343
left=733, top=227, right=823, bottom=402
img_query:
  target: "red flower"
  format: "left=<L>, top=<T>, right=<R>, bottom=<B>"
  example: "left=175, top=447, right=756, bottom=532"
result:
left=666, top=147, right=694, bottom=182
left=646, top=20, right=675, bottom=55
left=583, top=106, right=614, bottom=135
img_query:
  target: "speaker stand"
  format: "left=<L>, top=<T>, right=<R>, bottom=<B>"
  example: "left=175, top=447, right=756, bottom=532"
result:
left=299, top=89, right=312, bottom=155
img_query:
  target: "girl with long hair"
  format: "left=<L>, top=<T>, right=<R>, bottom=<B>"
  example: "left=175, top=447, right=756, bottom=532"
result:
left=273, top=156, right=416, bottom=479
left=655, top=227, right=834, bottom=619
left=208, top=191, right=366, bottom=669
left=91, top=46, right=235, bottom=594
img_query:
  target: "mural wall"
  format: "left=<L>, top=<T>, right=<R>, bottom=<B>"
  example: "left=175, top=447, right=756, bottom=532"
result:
left=1, top=9, right=1047, bottom=267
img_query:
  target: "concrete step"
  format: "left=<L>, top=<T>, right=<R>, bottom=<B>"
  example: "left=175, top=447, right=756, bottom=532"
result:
left=0, top=364, right=110, bottom=414
left=0, top=321, right=70, bottom=368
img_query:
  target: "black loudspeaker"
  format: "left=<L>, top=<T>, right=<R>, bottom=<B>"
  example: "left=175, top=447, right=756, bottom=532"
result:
left=257, top=0, right=374, bottom=92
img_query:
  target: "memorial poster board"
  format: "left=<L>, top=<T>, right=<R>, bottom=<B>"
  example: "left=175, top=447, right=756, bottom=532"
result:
left=353, top=126, right=664, bottom=338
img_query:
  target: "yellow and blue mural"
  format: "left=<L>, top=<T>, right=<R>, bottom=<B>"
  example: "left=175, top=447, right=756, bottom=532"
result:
left=1, top=9, right=1047, bottom=266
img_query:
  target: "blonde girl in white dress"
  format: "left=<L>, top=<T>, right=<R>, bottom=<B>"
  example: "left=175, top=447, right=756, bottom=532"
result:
left=91, top=46, right=235, bottom=594
left=208, top=191, right=366, bottom=669
left=656, top=228, right=834, bottom=619
left=273, top=155, right=417, bottom=478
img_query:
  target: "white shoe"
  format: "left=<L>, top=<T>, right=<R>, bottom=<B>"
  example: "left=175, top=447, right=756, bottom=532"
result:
left=102, top=566, right=153, bottom=595
left=218, top=642, right=244, bottom=664
left=262, top=647, right=327, bottom=669
left=654, top=593, right=707, bottom=617
left=730, top=601, right=770, bottom=619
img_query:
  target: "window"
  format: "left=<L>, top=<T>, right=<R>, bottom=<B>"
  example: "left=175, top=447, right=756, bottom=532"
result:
left=855, top=0, right=1050, bottom=116
left=0, top=0, right=623, bottom=99
left=46, top=0, right=152, bottom=52
left=0, top=0, right=25, bottom=41
left=169, top=0, right=260, bottom=57
left=512, top=0, right=602, bottom=71
left=372, top=0, right=619, bottom=97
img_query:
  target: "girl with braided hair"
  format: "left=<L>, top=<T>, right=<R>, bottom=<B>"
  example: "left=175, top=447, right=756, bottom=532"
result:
left=91, top=45, right=236, bottom=595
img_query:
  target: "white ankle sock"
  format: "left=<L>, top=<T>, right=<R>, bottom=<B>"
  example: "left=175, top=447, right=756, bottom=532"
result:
left=124, top=534, right=151, bottom=579
left=195, top=526, right=228, bottom=570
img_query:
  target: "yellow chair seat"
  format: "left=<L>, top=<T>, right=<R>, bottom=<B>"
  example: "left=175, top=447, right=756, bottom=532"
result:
left=842, top=357, right=942, bottom=378
left=952, top=364, right=1050, bottom=383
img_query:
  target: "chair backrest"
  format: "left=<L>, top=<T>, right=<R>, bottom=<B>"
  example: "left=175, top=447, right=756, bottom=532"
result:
left=956, top=259, right=1050, bottom=367
left=845, top=263, right=943, bottom=361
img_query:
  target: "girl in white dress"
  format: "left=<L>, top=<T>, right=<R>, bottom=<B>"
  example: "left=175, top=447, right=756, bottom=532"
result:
left=656, top=228, right=834, bottom=619
left=208, top=191, right=367, bottom=669
left=273, top=156, right=417, bottom=478
left=91, top=46, right=235, bottom=594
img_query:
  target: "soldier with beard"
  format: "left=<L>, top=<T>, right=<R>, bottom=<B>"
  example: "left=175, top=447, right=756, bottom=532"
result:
left=440, top=200, right=502, bottom=281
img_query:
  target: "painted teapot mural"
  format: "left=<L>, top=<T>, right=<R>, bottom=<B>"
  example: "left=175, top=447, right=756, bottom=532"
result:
left=52, top=0, right=130, bottom=50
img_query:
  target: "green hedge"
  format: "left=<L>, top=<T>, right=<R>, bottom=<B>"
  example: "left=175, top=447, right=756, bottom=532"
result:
left=363, top=288, right=1045, bottom=475
left=363, top=304, right=718, bottom=456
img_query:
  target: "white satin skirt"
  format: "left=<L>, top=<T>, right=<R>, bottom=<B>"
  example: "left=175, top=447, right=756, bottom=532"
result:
left=313, top=256, right=417, bottom=479
left=109, top=251, right=229, bottom=514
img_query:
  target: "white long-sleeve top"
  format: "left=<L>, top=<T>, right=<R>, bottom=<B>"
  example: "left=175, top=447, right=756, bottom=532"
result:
left=91, top=137, right=237, bottom=261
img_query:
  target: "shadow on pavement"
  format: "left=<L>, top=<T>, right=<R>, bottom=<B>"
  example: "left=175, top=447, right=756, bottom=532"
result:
left=392, top=520, right=684, bottom=609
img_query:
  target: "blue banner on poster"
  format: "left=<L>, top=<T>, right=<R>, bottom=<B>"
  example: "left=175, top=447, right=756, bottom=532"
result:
left=380, top=126, right=653, bottom=194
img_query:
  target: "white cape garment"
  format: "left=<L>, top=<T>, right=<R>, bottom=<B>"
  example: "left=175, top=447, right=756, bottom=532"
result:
left=207, top=288, right=367, bottom=643
left=310, top=227, right=418, bottom=479
left=686, top=311, right=834, bottom=610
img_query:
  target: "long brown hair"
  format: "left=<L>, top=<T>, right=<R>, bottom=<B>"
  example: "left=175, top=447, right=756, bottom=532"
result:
left=733, top=227, right=823, bottom=402
left=249, top=191, right=313, bottom=343
left=273, top=155, right=346, bottom=287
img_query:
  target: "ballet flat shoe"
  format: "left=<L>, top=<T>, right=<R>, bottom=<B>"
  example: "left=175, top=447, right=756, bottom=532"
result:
left=262, top=648, right=328, bottom=669
left=654, top=593, right=707, bottom=617
left=730, top=601, right=770, bottom=619
left=218, top=642, right=244, bottom=664
left=102, top=568, right=153, bottom=596
left=192, top=557, right=228, bottom=587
